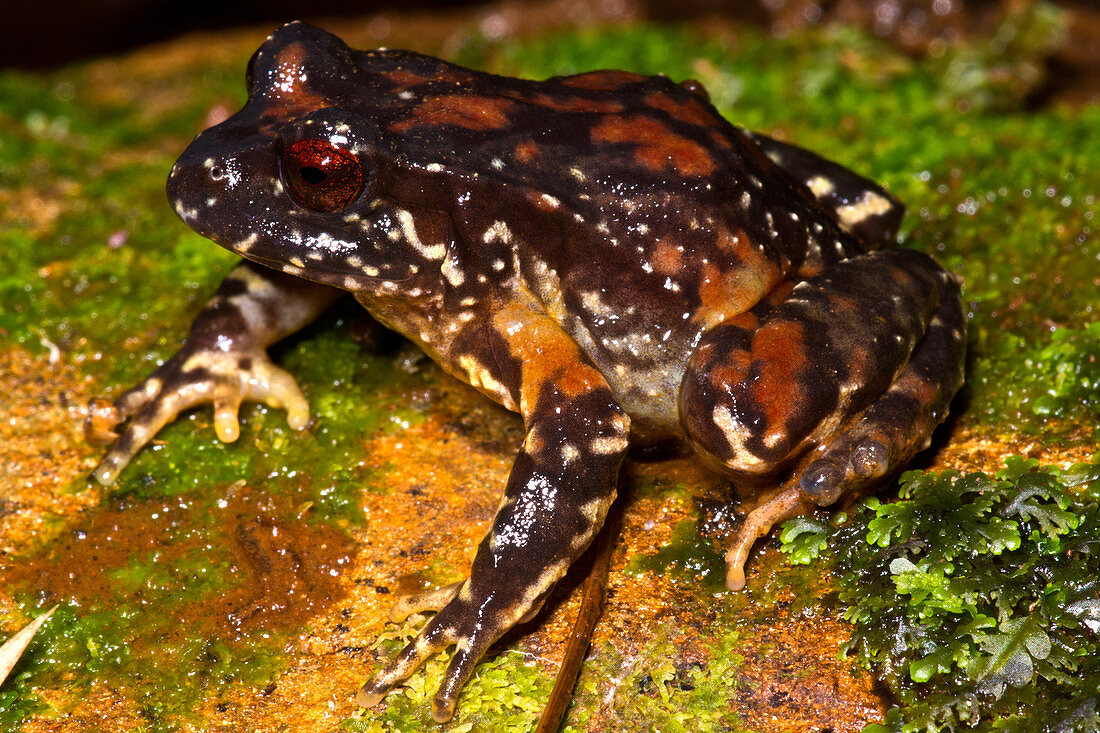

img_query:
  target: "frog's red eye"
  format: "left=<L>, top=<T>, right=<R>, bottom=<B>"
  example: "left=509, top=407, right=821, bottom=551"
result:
left=281, top=139, right=366, bottom=213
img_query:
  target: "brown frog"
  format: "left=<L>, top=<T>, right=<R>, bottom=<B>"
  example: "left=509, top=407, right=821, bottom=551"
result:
left=94, top=22, right=965, bottom=722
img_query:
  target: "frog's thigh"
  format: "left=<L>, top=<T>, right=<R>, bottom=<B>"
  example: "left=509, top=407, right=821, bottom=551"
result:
left=681, top=248, right=957, bottom=478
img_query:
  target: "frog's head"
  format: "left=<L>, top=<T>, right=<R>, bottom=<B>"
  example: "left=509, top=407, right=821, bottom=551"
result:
left=166, top=22, right=428, bottom=292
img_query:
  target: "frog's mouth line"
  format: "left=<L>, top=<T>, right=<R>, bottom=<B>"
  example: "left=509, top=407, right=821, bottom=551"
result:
left=239, top=247, right=417, bottom=289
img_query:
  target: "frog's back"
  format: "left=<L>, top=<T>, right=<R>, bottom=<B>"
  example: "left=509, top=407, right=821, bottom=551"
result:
left=355, top=48, right=845, bottom=266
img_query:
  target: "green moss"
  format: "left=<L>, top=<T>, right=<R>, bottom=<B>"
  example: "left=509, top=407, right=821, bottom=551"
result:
left=561, top=626, right=746, bottom=732
left=782, top=457, right=1100, bottom=732
left=343, top=614, right=551, bottom=731
left=971, top=323, right=1100, bottom=430
left=624, top=519, right=727, bottom=595
left=0, top=602, right=288, bottom=732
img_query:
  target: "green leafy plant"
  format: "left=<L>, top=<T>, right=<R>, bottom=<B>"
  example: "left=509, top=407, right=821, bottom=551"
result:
left=783, top=457, right=1100, bottom=732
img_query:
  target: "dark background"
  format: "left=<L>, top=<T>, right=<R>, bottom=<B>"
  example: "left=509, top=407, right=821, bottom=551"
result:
left=2, top=0, right=1098, bottom=108
left=4, top=0, right=746, bottom=70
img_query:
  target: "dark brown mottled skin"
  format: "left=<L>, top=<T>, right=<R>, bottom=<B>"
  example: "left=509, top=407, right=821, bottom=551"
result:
left=93, top=22, right=966, bottom=722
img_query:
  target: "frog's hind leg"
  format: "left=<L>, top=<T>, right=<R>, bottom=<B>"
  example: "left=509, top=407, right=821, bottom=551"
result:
left=750, top=133, right=905, bottom=249
left=680, top=248, right=965, bottom=590
left=358, top=303, right=630, bottom=722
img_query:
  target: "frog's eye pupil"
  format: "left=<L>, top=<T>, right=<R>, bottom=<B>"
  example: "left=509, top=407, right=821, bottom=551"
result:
left=282, top=139, right=366, bottom=213
left=299, top=166, right=327, bottom=185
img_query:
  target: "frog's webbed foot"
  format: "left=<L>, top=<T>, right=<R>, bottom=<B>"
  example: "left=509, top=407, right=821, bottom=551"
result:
left=358, top=580, right=505, bottom=723
left=90, top=261, right=342, bottom=485
left=682, top=249, right=966, bottom=591
left=92, top=345, right=309, bottom=485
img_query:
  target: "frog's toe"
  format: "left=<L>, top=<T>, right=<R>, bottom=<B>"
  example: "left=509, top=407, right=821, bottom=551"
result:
left=93, top=385, right=205, bottom=485
left=213, top=391, right=245, bottom=442
left=114, top=376, right=166, bottom=416
left=724, top=484, right=803, bottom=591
left=388, top=581, right=463, bottom=623
left=246, top=361, right=310, bottom=430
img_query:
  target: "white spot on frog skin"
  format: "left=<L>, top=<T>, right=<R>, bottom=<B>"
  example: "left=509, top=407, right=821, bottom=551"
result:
left=441, top=252, right=465, bottom=286
left=569, top=167, right=586, bottom=181
left=490, top=157, right=504, bottom=170
left=482, top=220, right=512, bottom=244
left=561, top=443, right=579, bottom=463
left=492, top=259, right=505, bottom=271
left=235, top=233, right=258, bottom=253
left=836, top=190, right=893, bottom=227
left=740, top=191, right=752, bottom=210
left=590, top=435, right=628, bottom=455
left=289, top=256, right=306, bottom=268
left=712, top=404, right=751, bottom=455
left=174, top=200, right=199, bottom=223
left=396, top=209, right=445, bottom=259
left=807, top=175, right=836, bottom=198
left=539, top=193, right=561, bottom=209
left=398, top=90, right=414, bottom=100
left=425, top=163, right=444, bottom=173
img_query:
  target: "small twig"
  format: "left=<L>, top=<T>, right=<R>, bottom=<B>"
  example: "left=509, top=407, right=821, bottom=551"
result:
left=535, top=503, right=621, bottom=733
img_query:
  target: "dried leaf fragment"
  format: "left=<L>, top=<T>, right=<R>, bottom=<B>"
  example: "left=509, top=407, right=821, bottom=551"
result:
left=0, top=606, right=58, bottom=686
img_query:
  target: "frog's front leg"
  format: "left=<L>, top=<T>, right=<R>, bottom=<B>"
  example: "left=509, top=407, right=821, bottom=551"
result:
left=680, top=248, right=965, bottom=589
left=358, top=302, right=630, bottom=723
left=93, top=260, right=341, bottom=484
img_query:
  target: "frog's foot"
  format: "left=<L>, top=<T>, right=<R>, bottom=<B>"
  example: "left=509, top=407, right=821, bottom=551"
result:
left=92, top=346, right=309, bottom=485
left=358, top=574, right=555, bottom=723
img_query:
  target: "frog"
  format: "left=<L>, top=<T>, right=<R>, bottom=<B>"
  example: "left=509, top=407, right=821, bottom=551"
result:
left=93, top=21, right=966, bottom=723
